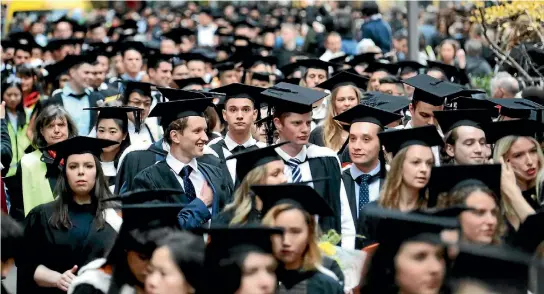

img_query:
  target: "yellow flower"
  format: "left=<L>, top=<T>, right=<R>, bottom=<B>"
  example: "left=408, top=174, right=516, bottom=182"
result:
left=318, top=242, right=337, bottom=256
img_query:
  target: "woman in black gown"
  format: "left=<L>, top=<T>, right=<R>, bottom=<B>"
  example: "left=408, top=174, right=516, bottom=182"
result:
left=18, top=136, right=121, bottom=294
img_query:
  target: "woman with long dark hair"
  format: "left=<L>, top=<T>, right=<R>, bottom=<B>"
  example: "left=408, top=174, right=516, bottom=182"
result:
left=18, top=136, right=121, bottom=294
left=1, top=81, right=31, bottom=177
left=85, top=106, right=141, bottom=191
left=16, top=65, right=43, bottom=111
left=68, top=189, right=186, bottom=294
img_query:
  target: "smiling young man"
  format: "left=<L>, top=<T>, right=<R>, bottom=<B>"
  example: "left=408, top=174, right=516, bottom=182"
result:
left=261, top=82, right=356, bottom=249
left=433, top=109, right=492, bottom=165
left=131, top=98, right=231, bottom=229
left=334, top=104, right=402, bottom=249
left=207, top=83, right=266, bottom=188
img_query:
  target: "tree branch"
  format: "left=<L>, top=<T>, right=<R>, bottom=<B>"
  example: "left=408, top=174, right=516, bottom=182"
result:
left=478, top=7, right=533, bottom=80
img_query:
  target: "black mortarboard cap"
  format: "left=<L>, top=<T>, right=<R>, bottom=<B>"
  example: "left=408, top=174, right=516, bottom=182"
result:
left=1, top=39, right=14, bottom=49
left=488, top=98, right=544, bottom=119
left=161, top=28, right=194, bottom=44
left=242, top=55, right=277, bottom=69
left=88, top=22, right=103, bottom=31
left=426, top=60, right=470, bottom=85
left=110, top=189, right=186, bottom=230
left=253, top=181, right=334, bottom=216
left=60, top=53, right=97, bottom=69
left=452, top=243, right=542, bottom=292
left=226, top=142, right=288, bottom=181
left=427, top=164, right=501, bottom=208
left=205, top=225, right=283, bottom=259
left=296, top=58, right=337, bottom=71
left=417, top=205, right=472, bottom=218
left=214, top=61, right=237, bottom=72
left=251, top=72, right=272, bottom=82
left=147, top=53, right=174, bottom=69
left=334, top=104, right=402, bottom=128
left=84, top=106, right=143, bottom=132
left=234, top=20, right=257, bottom=29
left=212, top=83, right=264, bottom=105
left=123, top=81, right=153, bottom=98
left=364, top=61, right=400, bottom=75
left=181, top=52, right=213, bottom=64
left=362, top=205, right=459, bottom=245
left=361, top=91, right=411, bottom=114
left=278, top=62, right=302, bottom=78
left=315, top=71, right=369, bottom=91
left=278, top=77, right=301, bottom=85
left=261, top=82, right=328, bottom=114
left=173, top=77, right=207, bottom=90
left=433, top=109, right=493, bottom=133
left=149, top=98, right=213, bottom=127
left=378, top=125, right=443, bottom=155
left=157, top=87, right=207, bottom=101
left=481, top=119, right=544, bottom=144
left=45, top=38, right=77, bottom=52
left=453, top=97, right=499, bottom=117
left=119, top=41, right=147, bottom=56
left=398, top=60, right=426, bottom=75
left=403, top=74, right=467, bottom=106
left=346, top=52, right=380, bottom=66
left=46, top=136, right=117, bottom=162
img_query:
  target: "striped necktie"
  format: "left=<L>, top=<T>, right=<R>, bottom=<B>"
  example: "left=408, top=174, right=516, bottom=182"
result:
left=285, top=158, right=303, bottom=183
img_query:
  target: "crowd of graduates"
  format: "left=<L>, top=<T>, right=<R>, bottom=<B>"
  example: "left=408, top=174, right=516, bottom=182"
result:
left=1, top=1, right=544, bottom=294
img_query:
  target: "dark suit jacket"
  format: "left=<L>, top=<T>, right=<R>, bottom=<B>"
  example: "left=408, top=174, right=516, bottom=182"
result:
left=132, top=160, right=232, bottom=230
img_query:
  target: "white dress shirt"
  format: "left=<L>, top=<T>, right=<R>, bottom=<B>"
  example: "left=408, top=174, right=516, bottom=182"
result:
left=166, top=154, right=213, bottom=214
left=101, top=161, right=117, bottom=193
left=223, top=134, right=264, bottom=183
left=127, top=120, right=154, bottom=146
left=275, top=145, right=313, bottom=184
left=350, top=163, right=381, bottom=218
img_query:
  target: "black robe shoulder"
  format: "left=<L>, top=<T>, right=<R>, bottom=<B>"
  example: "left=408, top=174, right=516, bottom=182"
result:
left=309, top=126, right=326, bottom=147
left=277, top=269, right=344, bottom=294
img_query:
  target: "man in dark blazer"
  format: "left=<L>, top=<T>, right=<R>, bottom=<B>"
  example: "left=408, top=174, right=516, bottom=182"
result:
left=131, top=97, right=232, bottom=229
left=334, top=104, right=402, bottom=249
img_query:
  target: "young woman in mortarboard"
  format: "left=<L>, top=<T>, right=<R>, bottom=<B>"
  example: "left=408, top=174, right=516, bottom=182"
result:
left=18, top=136, right=121, bottom=294
left=310, top=72, right=365, bottom=153
left=5, top=104, right=78, bottom=222
left=360, top=207, right=454, bottom=294
left=145, top=232, right=205, bottom=294
left=85, top=106, right=140, bottom=192
left=212, top=143, right=288, bottom=226
left=198, top=226, right=281, bottom=294
left=357, top=126, right=443, bottom=244
left=259, top=184, right=345, bottom=294
left=430, top=164, right=506, bottom=246
left=486, top=120, right=542, bottom=229
left=1, top=81, right=31, bottom=177
left=69, top=189, right=186, bottom=294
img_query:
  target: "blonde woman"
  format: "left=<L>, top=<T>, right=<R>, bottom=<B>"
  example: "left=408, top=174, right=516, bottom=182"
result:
left=310, top=72, right=367, bottom=152
left=486, top=119, right=542, bottom=228
left=212, top=143, right=287, bottom=226
left=358, top=126, right=443, bottom=245
left=256, top=184, right=344, bottom=294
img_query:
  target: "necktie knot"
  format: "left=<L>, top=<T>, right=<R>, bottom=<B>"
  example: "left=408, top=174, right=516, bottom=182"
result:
left=180, top=165, right=193, bottom=178
left=286, top=158, right=302, bottom=167
left=231, top=145, right=246, bottom=154
left=356, top=174, right=372, bottom=185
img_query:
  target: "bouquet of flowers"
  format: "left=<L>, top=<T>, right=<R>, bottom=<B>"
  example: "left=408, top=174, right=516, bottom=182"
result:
left=318, top=230, right=367, bottom=292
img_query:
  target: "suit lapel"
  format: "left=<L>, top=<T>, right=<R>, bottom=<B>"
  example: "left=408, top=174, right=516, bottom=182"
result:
left=342, top=169, right=358, bottom=222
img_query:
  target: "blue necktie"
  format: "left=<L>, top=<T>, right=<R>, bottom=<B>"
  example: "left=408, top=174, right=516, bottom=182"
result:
left=355, top=174, right=372, bottom=214
left=180, top=165, right=196, bottom=200
left=285, top=158, right=302, bottom=183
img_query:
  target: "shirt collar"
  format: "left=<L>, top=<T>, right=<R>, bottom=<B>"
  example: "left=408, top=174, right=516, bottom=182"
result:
left=275, top=144, right=307, bottom=162
left=166, top=153, right=198, bottom=174
left=63, top=83, right=91, bottom=96
left=127, top=120, right=147, bottom=134
left=224, top=133, right=257, bottom=151
left=351, top=162, right=380, bottom=181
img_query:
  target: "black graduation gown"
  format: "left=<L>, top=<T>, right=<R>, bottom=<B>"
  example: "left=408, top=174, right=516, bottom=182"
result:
left=341, top=169, right=383, bottom=249
left=5, top=151, right=60, bottom=222
left=276, top=269, right=344, bottom=294
left=114, top=139, right=222, bottom=194
left=211, top=207, right=262, bottom=226
left=521, top=186, right=541, bottom=210
left=208, top=138, right=260, bottom=191
left=357, top=201, right=381, bottom=248
left=131, top=160, right=233, bottom=229
left=17, top=201, right=117, bottom=294
left=309, top=126, right=326, bottom=147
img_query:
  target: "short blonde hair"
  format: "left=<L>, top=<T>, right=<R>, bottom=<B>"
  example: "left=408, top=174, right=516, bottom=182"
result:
left=262, top=204, right=322, bottom=271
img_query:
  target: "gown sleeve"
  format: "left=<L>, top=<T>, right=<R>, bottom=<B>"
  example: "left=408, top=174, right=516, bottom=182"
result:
left=17, top=205, right=47, bottom=292
left=5, top=161, right=24, bottom=222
